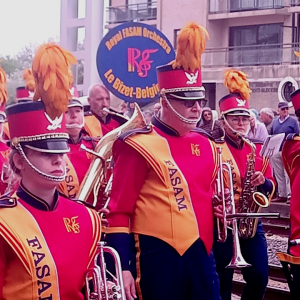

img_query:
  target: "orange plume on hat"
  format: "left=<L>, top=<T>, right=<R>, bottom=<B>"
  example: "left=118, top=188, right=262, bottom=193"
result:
left=22, top=68, right=36, bottom=92
left=172, top=22, right=209, bottom=71
left=224, top=69, right=251, bottom=101
left=32, top=43, right=77, bottom=120
left=68, top=68, right=74, bottom=88
left=0, top=67, right=8, bottom=107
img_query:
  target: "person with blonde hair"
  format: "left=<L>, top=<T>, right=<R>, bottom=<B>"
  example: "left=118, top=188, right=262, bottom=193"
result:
left=0, top=44, right=101, bottom=299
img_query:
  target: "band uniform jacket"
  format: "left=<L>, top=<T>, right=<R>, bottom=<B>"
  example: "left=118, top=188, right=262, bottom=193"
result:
left=105, top=117, right=219, bottom=268
left=84, top=109, right=127, bottom=138
left=58, top=133, right=96, bottom=201
left=0, top=184, right=101, bottom=300
left=281, top=134, right=300, bottom=257
left=219, top=135, right=275, bottom=207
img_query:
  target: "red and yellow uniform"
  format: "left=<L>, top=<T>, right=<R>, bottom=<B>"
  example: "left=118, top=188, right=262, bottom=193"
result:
left=280, top=134, right=300, bottom=254
left=0, top=184, right=101, bottom=300
left=105, top=117, right=220, bottom=299
left=105, top=22, right=222, bottom=300
left=220, top=136, right=275, bottom=205
left=276, top=134, right=300, bottom=298
left=107, top=119, right=218, bottom=253
left=84, top=111, right=127, bottom=138
left=59, top=133, right=96, bottom=200
left=275, top=64, right=300, bottom=298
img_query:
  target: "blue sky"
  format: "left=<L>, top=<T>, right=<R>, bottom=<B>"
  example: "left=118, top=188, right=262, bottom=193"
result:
left=0, top=0, right=61, bottom=56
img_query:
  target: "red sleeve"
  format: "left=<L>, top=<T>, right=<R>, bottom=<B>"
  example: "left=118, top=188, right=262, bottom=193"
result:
left=106, top=139, right=148, bottom=233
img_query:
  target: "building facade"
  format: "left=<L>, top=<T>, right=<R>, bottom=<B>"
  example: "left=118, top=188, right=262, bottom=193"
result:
left=60, top=0, right=105, bottom=96
left=61, top=0, right=300, bottom=111
left=106, top=0, right=300, bottom=112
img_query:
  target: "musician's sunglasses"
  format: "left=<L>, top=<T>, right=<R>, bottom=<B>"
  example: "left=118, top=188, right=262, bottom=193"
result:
left=167, top=97, right=207, bottom=108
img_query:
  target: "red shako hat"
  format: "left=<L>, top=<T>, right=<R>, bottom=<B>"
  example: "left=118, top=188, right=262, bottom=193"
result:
left=156, top=22, right=209, bottom=100
left=219, top=69, right=251, bottom=116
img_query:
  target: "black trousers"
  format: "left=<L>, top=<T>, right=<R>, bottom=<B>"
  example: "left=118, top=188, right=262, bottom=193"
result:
left=213, top=222, right=269, bottom=300
left=134, top=234, right=221, bottom=300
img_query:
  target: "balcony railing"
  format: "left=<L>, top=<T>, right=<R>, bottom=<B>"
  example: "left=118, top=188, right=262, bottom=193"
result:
left=106, top=2, right=157, bottom=24
left=202, top=43, right=299, bottom=68
left=210, top=0, right=284, bottom=14
left=291, top=0, right=300, bottom=6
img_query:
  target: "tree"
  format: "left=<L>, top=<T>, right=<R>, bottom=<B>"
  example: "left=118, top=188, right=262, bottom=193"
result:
left=0, top=56, right=19, bottom=77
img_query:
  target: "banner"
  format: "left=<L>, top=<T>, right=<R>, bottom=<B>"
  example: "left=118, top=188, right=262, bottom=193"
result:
left=97, top=22, right=175, bottom=104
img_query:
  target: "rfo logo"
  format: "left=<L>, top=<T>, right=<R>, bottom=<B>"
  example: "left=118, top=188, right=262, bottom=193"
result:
left=63, top=216, right=80, bottom=233
left=128, top=48, right=158, bottom=78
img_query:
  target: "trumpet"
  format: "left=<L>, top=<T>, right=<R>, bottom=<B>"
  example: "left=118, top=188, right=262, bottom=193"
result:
left=85, top=242, right=126, bottom=300
left=215, top=147, right=250, bottom=268
left=215, top=147, right=279, bottom=268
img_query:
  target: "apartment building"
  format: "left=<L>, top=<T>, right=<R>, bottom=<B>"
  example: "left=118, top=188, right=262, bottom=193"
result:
left=106, top=0, right=300, bottom=111
left=61, top=0, right=300, bottom=111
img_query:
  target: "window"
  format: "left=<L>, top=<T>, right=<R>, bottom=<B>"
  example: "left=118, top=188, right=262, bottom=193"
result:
left=229, top=23, right=283, bottom=66
left=230, top=0, right=283, bottom=12
left=174, top=29, right=180, bottom=50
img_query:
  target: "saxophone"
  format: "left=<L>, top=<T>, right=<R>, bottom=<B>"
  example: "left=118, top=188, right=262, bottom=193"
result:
left=237, top=136, right=269, bottom=239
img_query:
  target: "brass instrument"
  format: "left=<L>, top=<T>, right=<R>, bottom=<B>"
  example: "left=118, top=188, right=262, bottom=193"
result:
left=237, top=136, right=272, bottom=239
left=78, top=103, right=146, bottom=207
left=215, top=147, right=251, bottom=268
left=215, top=146, right=279, bottom=268
left=85, top=241, right=126, bottom=300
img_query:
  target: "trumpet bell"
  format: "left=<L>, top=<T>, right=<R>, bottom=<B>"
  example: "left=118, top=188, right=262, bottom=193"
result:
left=226, top=255, right=251, bottom=269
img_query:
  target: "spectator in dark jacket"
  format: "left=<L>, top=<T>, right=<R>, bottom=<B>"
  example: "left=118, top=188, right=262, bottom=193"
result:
left=199, top=107, right=224, bottom=140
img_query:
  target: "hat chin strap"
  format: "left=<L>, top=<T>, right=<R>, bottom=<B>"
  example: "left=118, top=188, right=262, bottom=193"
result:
left=66, top=121, right=84, bottom=129
left=16, top=144, right=66, bottom=182
left=223, top=115, right=250, bottom=137
left=164, top=97, right=201, bottom=124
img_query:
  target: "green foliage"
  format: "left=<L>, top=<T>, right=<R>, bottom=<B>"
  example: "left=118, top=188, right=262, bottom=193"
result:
left=0, top=56, right=19, bottom=77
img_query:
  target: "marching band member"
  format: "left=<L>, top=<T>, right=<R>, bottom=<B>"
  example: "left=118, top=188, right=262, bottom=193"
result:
left=58, top=98, right=96, bottom=200
left=84, top=83, right=127, bottom=138
left=277, top=79, right=300, bottom=299
left=105, top=23, right=221, bottom=300
left=213, top=70, right=275, bottom=300
left=0, top=43, right=101, bottom=299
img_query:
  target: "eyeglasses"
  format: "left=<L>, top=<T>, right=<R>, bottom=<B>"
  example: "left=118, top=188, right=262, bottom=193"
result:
left=203, top=113, right=212, bottom=117
left=167, top=97, right=207, bottom=108
left=228, top=116, right=250, bottom=125
left=280, top=107, right=289, bottom=111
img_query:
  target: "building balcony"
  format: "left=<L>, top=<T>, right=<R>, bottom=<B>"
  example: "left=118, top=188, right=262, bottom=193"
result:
left=209, top=0, right=289, bottom=20
left=106, top=2, right=157, bottom=25
left=202, top=43, right=299, bottom=68
left=291, top=0, right=300, bottom=6
left=289, top=0, right=300, bottom=11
